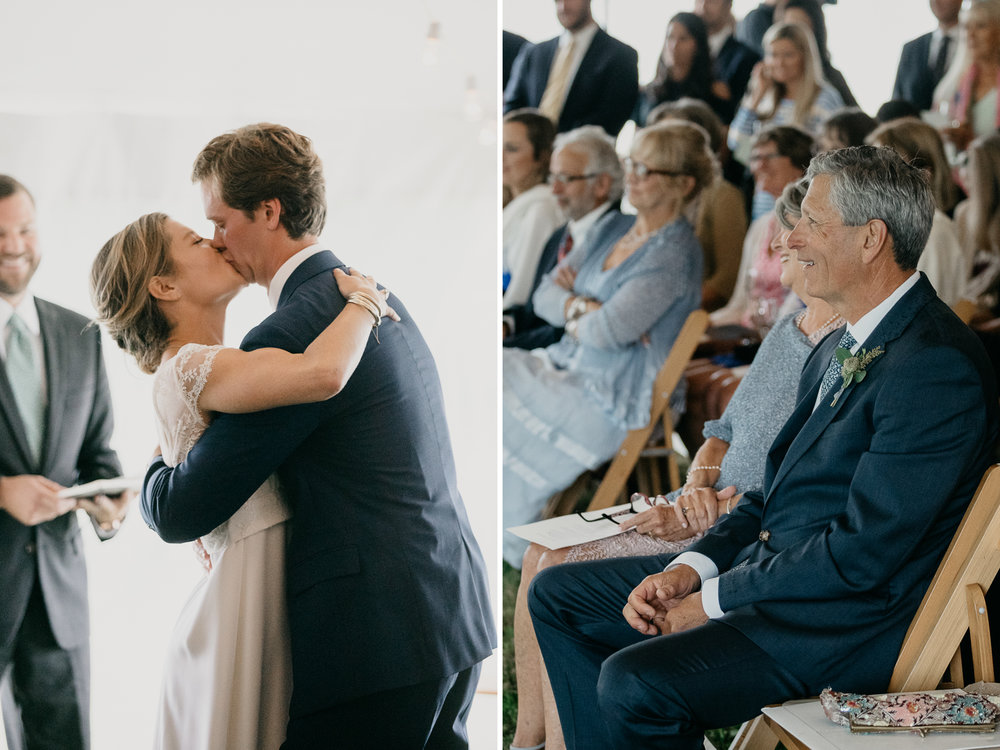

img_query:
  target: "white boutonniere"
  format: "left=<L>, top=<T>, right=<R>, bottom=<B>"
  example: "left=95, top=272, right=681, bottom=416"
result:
left=830, top=345, right=884, bottom=406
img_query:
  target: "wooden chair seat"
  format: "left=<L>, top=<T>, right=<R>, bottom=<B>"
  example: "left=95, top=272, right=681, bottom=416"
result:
left=730, top=464, right=1000, bottom=750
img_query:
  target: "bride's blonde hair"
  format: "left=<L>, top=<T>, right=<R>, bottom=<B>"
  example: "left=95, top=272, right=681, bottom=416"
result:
left=90, top=212, right=174, bottom=374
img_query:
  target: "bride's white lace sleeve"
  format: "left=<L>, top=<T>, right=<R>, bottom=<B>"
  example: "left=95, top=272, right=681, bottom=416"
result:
left=154, top=344, right=226, bottom=466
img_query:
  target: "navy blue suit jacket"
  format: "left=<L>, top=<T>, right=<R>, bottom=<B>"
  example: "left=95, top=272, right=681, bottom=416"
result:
left=142, top=252, right=495, bottom=715
left=504, top=223, right=565, bottom=350
left=503, top=28, right=639, bottom=137
left=686, top=275, right=999, bottom=692
left=713, top=36, right=760, bottom=123
left=0, top=299, right=121, bottom=660
left=893, top=32, right=936, bottom=112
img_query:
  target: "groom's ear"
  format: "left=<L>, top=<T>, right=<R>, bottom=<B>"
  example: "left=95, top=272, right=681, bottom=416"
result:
left=148, top=275, right=180, bottom=302
left=259, top=198, right=283, bottom=231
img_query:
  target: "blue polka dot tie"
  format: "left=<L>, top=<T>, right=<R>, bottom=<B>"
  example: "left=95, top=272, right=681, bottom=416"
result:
left=818, top=329, right=857, bottom=406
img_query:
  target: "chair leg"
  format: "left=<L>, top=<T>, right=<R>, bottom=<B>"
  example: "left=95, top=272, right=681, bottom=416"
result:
left=728, top=716, right=779, bottom=750
left=967, top=582, right=995, bottom=682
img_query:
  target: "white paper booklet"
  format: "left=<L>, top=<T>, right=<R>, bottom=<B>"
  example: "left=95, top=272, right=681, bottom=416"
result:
left=507, top=495, right=659, bottom=549
left=58, top=476, right=141, bottom=499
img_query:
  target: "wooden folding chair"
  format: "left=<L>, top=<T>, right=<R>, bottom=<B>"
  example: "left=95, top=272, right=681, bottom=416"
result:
left=543, top=309, right=710, bottom=517
left=586, top=308, right=709, bottom=512
left=731, top=463, right=1000, bottom=750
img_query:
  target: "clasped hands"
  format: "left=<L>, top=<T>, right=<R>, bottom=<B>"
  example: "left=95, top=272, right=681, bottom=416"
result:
left=618, top=485, right=737, bottom=542
left=622, top=564, right=709, bottom=636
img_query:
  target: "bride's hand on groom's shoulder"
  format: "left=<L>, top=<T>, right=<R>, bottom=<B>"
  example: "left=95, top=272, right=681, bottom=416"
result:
left=334, top=267, right=401, bottom=322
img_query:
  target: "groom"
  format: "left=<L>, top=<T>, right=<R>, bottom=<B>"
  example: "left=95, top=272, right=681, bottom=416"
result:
left=141, top=123, right=495, bottom=749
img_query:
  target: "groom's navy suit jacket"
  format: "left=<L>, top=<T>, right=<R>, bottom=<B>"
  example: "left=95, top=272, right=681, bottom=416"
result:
left=142, top=251, right=495, bottom=716
left=686, top=275, right=999, bottom=692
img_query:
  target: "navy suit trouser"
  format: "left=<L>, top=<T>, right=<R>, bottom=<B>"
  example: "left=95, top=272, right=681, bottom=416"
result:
left=529, top=556, right=809, bottom=750
left=281, top=662, right=481, bottom=750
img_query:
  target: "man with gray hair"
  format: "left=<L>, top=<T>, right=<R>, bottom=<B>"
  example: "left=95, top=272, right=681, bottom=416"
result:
left=503, top=125, right=622, bottom=350
left=529, top=145, right=999, bottom=749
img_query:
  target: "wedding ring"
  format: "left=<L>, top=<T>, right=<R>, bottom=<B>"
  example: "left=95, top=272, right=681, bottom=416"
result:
left=682, top=507, right=689, bottom=515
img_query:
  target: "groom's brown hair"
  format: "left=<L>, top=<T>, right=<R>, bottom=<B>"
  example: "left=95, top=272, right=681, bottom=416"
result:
left=192, top=123, right=327, bottom=240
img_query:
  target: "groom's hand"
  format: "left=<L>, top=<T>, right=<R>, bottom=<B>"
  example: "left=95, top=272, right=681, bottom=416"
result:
left=623, top=564, right=701, bottom=636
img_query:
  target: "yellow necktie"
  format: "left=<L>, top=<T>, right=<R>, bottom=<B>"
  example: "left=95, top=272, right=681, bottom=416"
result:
left=538, top=36, right=577, bottom=124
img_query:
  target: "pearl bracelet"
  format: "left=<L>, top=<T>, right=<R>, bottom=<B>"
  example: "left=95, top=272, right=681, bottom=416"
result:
left=686, top=464, right=721, bottom=479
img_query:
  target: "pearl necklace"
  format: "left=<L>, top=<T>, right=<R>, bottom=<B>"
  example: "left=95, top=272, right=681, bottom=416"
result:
left=796, top=310, right=843, bottom=345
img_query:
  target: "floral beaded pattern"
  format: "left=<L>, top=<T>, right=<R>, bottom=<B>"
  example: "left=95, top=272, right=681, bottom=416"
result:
left=820, top=687, right=1000, bottom=730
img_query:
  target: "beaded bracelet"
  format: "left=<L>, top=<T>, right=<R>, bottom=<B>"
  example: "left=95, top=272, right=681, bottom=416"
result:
left=686, top=464, right=721, bottom=480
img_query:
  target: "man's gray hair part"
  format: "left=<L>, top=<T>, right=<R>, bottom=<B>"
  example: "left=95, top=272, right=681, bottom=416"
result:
left=554, top=125, right=625, bottom=204
left=806, top=145, right=934, bottom=271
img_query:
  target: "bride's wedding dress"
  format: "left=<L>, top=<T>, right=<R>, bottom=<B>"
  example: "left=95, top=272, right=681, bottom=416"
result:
left=152, top=344, right=292, bottom=749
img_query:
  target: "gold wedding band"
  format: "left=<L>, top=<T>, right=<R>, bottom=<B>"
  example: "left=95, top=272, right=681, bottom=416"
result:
left=682, top=507, right=689, bottom=515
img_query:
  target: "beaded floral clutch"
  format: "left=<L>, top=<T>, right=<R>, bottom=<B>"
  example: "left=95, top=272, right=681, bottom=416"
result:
left=819, top=687, right=1000, bottom=736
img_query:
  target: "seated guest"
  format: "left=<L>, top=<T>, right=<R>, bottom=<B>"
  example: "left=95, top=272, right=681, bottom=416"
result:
left=711, top=125, right=814, bottom=331
left=649, top=98, right=749, bottom=310
left=637, top=14, right=717, bottom=126
left=818, top=106, right=877, bottom=150
left=868, top=117, right=967, bottom=305
left=955, top=133, right=1000, bottom=306
left=893, top=0, right=963, bottom=112
left=503, top=0, right=639, bottom=137
left=776, top=0, right=856, bottom=106
left=941, top=0, right=1000, bottom=154
left=504, top=126, right=624, bottom=350
left=694, top=0, right=761, bottom=123
left=728, top=22, right=843, bottom=218
left=875, top=98, right=922, bottom=123
left=529, top=145, right=999, bottom=750
left=503, top=109, right=563, bottom=308
left=502, top=121, right=713, bottom=567
left=509, top=177, right=841, bottom=750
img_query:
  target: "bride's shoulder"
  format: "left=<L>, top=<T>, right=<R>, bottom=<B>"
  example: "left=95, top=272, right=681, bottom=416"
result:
left=160, top=343, right=229, bottom=387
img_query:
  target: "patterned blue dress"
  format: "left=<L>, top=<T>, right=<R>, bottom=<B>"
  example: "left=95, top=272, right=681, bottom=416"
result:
left=502, top=212, right=702, bottom=567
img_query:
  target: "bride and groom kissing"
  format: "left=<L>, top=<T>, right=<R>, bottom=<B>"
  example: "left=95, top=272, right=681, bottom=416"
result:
left=90, top=123, right=495, bottom=749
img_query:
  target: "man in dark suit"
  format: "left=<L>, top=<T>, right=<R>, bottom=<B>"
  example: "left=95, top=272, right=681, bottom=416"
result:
left=0, top=176, right=128, bottom=750
left=141, top=124, right=495, bottom=749
left=695, top=0, right=760, bottom=122
left=892, top=0, right=962, bottom=111
left=529, top=146, right=1000, bottom=749
left=503, top=0, right=638, bottom=137
left=504, top=30, right=530, bottom=91
left=503, top=125, right=622, bottom=350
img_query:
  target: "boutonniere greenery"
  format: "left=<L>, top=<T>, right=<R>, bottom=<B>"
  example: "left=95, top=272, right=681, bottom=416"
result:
left=830, top=345, right=885, bottom=406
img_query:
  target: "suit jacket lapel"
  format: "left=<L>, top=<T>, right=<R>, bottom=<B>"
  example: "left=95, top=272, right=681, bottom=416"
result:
left=765, top=275, right=937, bottom=500
left=36, top=299, right=66, bottom=472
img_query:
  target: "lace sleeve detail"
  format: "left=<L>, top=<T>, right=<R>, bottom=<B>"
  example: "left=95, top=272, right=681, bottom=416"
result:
left=173, top=343, right=226, bottom=415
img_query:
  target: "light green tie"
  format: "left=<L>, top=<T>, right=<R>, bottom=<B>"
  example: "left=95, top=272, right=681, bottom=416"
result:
left=5, top=313, right=45, bottom=463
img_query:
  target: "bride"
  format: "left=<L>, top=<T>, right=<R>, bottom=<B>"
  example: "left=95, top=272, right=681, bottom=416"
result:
left=89, top=212, right=396, bottom=749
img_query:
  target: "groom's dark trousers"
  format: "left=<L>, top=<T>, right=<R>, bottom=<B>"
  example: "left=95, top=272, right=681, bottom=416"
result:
left=142, top=251, right=495, bottom=748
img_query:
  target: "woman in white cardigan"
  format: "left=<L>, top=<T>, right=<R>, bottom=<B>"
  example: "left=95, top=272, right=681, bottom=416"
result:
left=503, top=109, right=563, bottom=308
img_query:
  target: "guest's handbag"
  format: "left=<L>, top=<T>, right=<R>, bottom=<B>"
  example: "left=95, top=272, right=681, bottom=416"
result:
left=819, top=686, right=1000, bottom=736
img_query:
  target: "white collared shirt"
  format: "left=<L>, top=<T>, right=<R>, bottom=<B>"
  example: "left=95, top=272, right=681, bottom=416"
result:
left=929, top=26, right=959, bottom=72
left=674, top=271, right=922, bottom=619
left=567, top=201, right=611, bottom=248
left=267, top=244, right=325, bottom=310
left=707, top=24, right=735, bottom=60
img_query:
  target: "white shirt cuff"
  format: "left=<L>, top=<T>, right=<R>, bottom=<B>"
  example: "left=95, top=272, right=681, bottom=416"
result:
left=700, top=576, right=724, bottom=619
left=667, top=551, right=724, bottom=619
left=666, top=551, right=718, bottom=582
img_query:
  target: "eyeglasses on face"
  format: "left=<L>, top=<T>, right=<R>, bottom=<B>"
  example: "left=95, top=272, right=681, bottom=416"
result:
left=547, top=172, right=599, bottom=186
left=749, top=151, right=783, bottom=165
left=624, top=157, right=685, bottom=179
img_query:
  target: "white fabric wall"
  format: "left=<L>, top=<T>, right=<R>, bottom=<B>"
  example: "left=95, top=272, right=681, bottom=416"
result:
left=0, top=2, right=498, bottom=747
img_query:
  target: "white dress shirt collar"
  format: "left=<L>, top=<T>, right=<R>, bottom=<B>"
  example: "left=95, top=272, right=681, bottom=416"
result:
left=0, top=293, right=41, bottom=364
left=845, top=272, right=920, bottom=351
left=267, top=244, right=325, bottom=310
left=567, top=201, right=611, bottom=246
left=708, top=24, right=735, bottom=59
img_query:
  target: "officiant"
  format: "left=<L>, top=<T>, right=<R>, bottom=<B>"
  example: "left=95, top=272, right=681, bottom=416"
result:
left=0, top=175, right=130, bottom=750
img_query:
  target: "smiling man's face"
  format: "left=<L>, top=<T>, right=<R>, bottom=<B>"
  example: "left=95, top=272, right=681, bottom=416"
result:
left=0, top=190, right=40, bottom=305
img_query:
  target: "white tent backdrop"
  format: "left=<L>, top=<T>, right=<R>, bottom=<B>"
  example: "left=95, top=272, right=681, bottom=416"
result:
left=0, top=2, right=498, bottom=747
